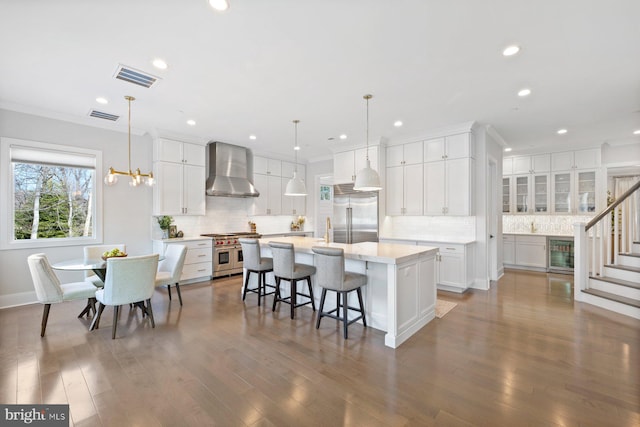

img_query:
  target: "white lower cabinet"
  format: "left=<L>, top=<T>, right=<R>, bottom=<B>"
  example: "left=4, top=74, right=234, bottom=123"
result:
left=503, top=234, right=546, bottom=270
left=503, top=235, right=515, bottom=265
left=153, top=237, right=213, bottom=282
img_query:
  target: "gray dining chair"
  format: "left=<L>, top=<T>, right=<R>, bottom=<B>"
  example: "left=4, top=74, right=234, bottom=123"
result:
left=312, top=246, right=367, bottom=339
left=239, top=238, right=274, bottom=306
left=27, top=253, right=99, bottom=337
left=155, top=244, right=187, bottom=305
left=83, top=244, right=126, bottom=287
left=92, top=254, right=159, bottom=339
left=269, top=241, right=316, bottom=319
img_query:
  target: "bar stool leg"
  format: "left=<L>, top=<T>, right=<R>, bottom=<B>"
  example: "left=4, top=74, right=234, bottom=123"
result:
left=291, top=279, right=296, bottom=319
left=242, top=271, right=251, bottom=301
left=316, top=288, right=327, bottom=329
left=342, top=292, right=349, bottom=339
left=272, top=277, right=281, bottom=312
left=357, top=287, right=367, bottom=327
left=257, top=270, right=262, bottom=307
left=306, top=277, right=316, bottom=311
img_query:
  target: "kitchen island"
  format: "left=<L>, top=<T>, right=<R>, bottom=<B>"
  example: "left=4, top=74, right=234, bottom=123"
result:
left=247, top=236, right=439, bottom=348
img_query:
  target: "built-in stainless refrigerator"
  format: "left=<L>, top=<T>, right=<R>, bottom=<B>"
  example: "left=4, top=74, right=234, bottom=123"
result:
left=333, top=183, right=379, bottom=244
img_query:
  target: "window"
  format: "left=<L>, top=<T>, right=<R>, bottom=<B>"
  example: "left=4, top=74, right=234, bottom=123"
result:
left=1, top=137, right=103, bottom=249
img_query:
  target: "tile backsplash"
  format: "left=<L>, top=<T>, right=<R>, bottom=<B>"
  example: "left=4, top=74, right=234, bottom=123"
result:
left=502, top=214, right=594, bottom=235
left=153, top=197, right=307, bottom=239
left=380, top=216, right=476, bottom=241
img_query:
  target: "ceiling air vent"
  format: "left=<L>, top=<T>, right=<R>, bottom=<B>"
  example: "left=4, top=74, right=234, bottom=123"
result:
left=114, top=64, right=160, bottom=88
left=89, top=110, right=119, bottom=121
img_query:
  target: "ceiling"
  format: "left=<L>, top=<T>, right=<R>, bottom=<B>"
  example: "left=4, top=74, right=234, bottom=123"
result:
left=1, top=0, right=639, bottom=163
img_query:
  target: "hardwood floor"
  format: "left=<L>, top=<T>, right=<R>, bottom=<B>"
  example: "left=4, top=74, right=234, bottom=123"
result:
left=1, top=269, right=639, bottom=426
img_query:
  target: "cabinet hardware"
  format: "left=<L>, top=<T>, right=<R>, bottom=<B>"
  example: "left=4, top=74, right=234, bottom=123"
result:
left=198, top=254, right=206, bottom=257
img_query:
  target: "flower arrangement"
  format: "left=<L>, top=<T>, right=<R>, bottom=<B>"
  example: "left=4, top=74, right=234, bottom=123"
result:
left=290, top=216, right=305, bottom=231
left=157, top=215, right=173, bottom=230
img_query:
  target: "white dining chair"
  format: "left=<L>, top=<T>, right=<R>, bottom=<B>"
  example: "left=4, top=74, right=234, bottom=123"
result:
left=27, top=253, right=99, bottom=337
left=155, top=244, right=187, bottom=305
left=83, top=244, right=126, bottom=287
left=92, top=254, right=159, bottom=339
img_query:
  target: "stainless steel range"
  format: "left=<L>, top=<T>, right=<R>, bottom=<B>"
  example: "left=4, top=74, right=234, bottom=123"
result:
left=200, top=232, right=261, bottom=278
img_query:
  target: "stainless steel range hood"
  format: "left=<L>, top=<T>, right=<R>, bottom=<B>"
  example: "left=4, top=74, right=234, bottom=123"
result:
left=206, top=142, right=260, bottom=197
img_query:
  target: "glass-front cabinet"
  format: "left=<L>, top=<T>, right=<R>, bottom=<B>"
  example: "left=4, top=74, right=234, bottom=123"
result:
left=513, top=174, right=548, bottom=213
left=533, top=174, right=549, bottom=213
left=577, top=170, right=596, bottom=213
left=553, top=172, right=572, bottom=213
left=502, top=177, right=511, bottom=213
left=551, top=170, right=597, bottom=214
left=515, top=175, right=529, bottom=212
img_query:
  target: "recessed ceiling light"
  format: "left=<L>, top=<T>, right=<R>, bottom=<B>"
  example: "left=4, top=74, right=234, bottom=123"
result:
left=634, top=130, right=640, bottom=135
left=208, top=0, right=229, bottom=11
left=339, top=134, right=347, bottom=140
left=557, top=129, right=568, bottom=135
left=249, top=135, right=256, bottom=140
left=187, top=119, right=196, bottom=126
left=394, top=120, right=403, bottom=127
left=504, top=147, right=512, bottom=152
left=152, top=58, right=168, bottom=70
left=294, top=145, right=301, bottom=151
left=503, top=45, right=520, bottom=56
left=518, top=88, right=531, bottom=97
left=96, top=97, right=108, bottom=104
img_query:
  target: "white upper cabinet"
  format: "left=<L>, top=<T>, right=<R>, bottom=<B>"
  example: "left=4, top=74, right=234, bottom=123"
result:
left=424, top=133, right=473, bottom=163
left=254, top=156, right=282, bottom=176
left=386, top=141, right=422, bottom=167
left=154, top=138, right=205, bottom=166
left=551, top=148, right=600, bottom=171
left=281, top=161, right=306, bottom=216
left=334, top=145, right=380, bottom=184
left=512, top=154, right=550, bottom=174
left=153, top=138, right=206, bottom=216
left=503, top=157, right=513, bottom=175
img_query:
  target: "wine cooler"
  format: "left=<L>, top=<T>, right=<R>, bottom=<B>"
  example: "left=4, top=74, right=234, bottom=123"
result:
left=548, top=237, right=574, bottom=273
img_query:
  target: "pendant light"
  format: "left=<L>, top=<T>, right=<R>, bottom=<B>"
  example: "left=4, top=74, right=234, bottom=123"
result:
left=104, top=96, right=155, bottom=187
left=354, top=94, right=382, bottom=191
left=284, top=119, right=307, bottom=196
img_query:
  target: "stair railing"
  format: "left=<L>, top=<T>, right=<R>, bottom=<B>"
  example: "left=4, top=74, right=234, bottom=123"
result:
left=574, top=179, right=640, bottom=299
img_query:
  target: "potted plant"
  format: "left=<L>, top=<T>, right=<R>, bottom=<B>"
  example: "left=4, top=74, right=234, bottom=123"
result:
left=156, top=215, right=174, bottom=239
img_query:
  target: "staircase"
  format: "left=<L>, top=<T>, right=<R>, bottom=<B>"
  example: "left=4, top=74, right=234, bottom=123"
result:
left=574, top=180, right=640, bottom=319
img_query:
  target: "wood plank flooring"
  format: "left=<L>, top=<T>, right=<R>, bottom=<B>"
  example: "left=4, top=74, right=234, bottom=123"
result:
left=1, top=269, right=639, bottom=426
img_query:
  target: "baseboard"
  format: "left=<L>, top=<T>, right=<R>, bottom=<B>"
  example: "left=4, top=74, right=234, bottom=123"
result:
left=0, top=290, right=37, bottom=309
left=471, top=278, right=489, bottom=290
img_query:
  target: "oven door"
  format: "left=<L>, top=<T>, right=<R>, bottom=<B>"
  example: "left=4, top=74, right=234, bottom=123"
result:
left=233, top=245, right=243, bottom=271
left=214, top=247, right=233, bottom=274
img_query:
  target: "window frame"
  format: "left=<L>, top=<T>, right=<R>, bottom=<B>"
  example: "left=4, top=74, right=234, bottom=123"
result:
left=0, top=137, right=103, bottom=250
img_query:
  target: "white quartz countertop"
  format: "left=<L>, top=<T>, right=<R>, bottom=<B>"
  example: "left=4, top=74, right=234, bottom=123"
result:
left=504, top=232, right=574, bottom=238
left=258, top=236, right=438, bottom=265
left=154, top=236, right=213, bottom=243
left=381, top=236, right=476, bottom=245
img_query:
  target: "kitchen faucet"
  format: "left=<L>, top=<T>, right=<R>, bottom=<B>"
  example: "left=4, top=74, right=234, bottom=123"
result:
left=324, top=217, right=331, bottom=243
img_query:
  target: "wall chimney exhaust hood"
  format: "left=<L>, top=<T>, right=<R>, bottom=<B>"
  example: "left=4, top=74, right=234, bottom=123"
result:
left=206, top=142, right=260, bottom=197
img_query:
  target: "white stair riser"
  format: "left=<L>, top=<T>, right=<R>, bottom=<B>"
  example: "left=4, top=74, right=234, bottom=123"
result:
left=589, top=279, right=640, bottom=300
left=602, top=266, right=640, bottom=282
left=616, top=254, right=640, bottom=268
left=580, top=292, right=640, bottom=320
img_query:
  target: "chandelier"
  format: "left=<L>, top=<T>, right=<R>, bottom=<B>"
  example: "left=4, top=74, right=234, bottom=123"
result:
left=104, top=96, right=154, bottom=187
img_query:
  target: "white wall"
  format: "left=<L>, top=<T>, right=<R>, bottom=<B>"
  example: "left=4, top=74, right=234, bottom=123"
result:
left=0, top=109, right=153, bottom=307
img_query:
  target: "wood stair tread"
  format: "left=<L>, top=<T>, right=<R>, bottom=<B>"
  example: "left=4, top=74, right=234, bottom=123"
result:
left=604, top=264, right=640, bottom=273
left=619, top=252, right=640, bottom=258
left=583, top=289, right=640, bottom=308
left=589, top=275, right=640, bottom=290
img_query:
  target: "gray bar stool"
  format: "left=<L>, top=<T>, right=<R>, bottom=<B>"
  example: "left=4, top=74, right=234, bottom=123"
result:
left=312, top=246, right=367, bottom=339
left=269, top=242, right=316, bottom=319
left=239, top=238, right=274, bottom=306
